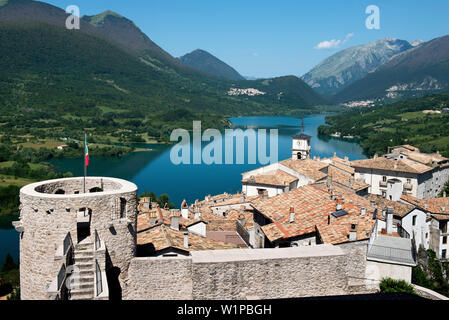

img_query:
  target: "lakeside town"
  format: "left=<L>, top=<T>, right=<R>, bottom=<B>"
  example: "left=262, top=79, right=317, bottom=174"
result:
left=12, top=134, right=449, bottom=300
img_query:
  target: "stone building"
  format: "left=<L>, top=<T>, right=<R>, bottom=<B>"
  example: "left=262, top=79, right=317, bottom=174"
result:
left=14, top=175, right=420, bottom=301
left=14, top=177, right=138, bottom=300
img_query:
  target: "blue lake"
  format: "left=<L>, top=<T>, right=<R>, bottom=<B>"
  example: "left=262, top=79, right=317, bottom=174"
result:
left=0, top=114, right=366, bottom=266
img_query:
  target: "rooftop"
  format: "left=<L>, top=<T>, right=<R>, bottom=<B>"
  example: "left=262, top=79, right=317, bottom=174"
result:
left=401, top=195, right=449, bottom=216
left=351, top=157, right=432, bottom=174
left=280, top=158, right=328, bottom=181
left=137, top=224, right=240, bottom=254
left=292, top=134, right=312, bottom=140
left=368, top=194, right=415, bottom=218
left=252, top=185, right=376, bottom=243
left=241, top=169, right=298, bottom=187
left=327, top=166, right=369, bottom=192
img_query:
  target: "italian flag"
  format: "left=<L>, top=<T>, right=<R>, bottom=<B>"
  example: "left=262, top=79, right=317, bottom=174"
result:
left=84, top=134, right=89, bottom=167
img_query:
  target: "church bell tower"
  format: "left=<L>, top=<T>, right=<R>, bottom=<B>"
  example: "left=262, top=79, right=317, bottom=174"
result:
left=292, top=134, right=311, bottom=160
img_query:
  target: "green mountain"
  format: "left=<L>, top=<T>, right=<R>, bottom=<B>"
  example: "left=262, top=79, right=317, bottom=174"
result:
left=0, top=0, right=327, bottom=145
left=302, top=38, right=414, bottom=96
left=333, top=35, right=449, bottom=103
left=178, top=49, right=245, bottom=81
left=241, top=76, right=328, bottom=107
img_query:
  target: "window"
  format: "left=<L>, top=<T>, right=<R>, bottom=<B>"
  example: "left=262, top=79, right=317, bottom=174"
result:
left=382, top=191, right=386, bottom=198
left=443, top=236, right=448, bottom=244
left=407, top=179, right=411, bottom=184
left=442, top=250, right=447, bottom=259
left=382, top=176, right=387, bottom=182
left=257, top=189, right=267, bottom=195
left=120, top=198, right=127, bottom=219
left=441, top=221, right=448, bottom=233
left=412, top=216, right=417, bottom=226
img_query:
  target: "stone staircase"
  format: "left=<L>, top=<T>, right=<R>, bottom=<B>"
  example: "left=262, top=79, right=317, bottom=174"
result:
left=69, top=237, right=96, bottom=300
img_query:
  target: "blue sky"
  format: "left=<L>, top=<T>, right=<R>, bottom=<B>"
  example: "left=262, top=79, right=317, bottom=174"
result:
left=46, top=0, right=449, bottom=78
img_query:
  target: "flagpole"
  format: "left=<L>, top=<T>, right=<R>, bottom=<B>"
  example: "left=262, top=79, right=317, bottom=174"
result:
left=84, top=132, right=86, bottom=194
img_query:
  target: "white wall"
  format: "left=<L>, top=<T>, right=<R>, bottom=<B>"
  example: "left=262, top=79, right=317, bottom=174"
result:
left=365, top=260, right=412, bottom=287
left=188, top=222, right=207, bottom=237
left=242, top=184, right=285, bottom=197
left=354, top=168, right=418, bottom=198
left=400, top=209, right=429, bottom=249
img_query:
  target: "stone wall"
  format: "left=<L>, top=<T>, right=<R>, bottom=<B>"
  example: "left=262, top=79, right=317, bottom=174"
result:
left=126, top=257, right=193, bottom=300
left=125, top=245, right=363, bottom=300
left=18, top=177, right=137, bottom=300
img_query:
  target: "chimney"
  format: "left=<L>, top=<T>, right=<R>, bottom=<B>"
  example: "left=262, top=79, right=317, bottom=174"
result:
left=170, top=216, right=179, bottom=231
left=334, top=152, right=337, bottom=157
left=444, top=191, right=447, bottom=198
left=194, top=211, right=201, bottom=219
left=336, top=203, right=343, bottom=211
left=442, top=205, right=447, bottom=212
left=183, top=232, right=189, bottom=249
left=240, top=195, right=246, bottom=203
left=386, top=206, right=394, bottom=234
left=374, top=154, right=378, bottom=159
left=361, top=207, right=366, bottom=216
left=289, top=207, right=295, bottom=223
left=344, top=156, right=349, bottom=162
left=370, top=200, right=376, bottom=208
left=181, top=200, right=189, bottom=219
left=238, top=214, right=246, bottom=227
left=262, top=190, right=268, bottom=200
left=349, top=225, right=357, bottom=241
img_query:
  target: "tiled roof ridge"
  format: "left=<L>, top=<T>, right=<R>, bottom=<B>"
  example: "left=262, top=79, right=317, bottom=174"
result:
left=161, top=224, right=174, bottom=249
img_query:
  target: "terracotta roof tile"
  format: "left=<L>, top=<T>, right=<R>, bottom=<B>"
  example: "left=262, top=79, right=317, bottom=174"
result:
left=137, top=224, right=240, bottom=252
left=279, top=158, right=328, bottom=181
left=242, top=170, right=298, bottom=187
left=351, top=157, right=432, bottom=174
left=368, top=194, right=415, bottom=218
left=252, top=184, right=377, bottom=243
left=401, top=195, right=449, bottom=215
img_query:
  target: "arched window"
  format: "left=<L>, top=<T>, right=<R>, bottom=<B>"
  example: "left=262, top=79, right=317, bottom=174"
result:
left=55, top=189, right=65, bottom=195
left=89, top=187, right=103, bottom=193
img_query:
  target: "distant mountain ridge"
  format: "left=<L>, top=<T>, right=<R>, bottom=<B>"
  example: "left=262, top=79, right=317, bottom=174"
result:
left=302, top=38, right=414, bottom=95
left=178, top=49, right=245, bottom=81
left=333, top=34, right=449, bottom=103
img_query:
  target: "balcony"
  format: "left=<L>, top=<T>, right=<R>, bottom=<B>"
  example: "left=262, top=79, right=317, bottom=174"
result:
left=404, top=183, right=413, bottom=190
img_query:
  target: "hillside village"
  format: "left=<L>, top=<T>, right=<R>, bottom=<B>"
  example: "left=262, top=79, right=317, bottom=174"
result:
left=13, top=132, right=449, bottom=300
left=132, top=135, right=449, bottom=292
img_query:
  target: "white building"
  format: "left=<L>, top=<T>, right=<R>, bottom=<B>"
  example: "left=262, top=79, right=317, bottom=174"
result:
left=352, top=145, right=449, bottom=200
left=401, top=195, right=449, bottom=259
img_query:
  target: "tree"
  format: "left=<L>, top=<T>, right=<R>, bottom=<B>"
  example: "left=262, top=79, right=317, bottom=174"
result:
left=379, top=278, right=416, bottom=295
left=2, top=254, right=18, bottom=273
left=157, top=194, right=174, bottom=209
left=439, top=180, right=449, bottom=197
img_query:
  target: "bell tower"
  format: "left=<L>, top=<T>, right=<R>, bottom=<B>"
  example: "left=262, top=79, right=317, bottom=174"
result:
left=292, top=134, right=311, bottom=160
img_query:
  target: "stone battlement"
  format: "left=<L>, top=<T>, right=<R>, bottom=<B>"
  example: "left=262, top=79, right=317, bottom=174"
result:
left=21, top=177, right=137, bottom=198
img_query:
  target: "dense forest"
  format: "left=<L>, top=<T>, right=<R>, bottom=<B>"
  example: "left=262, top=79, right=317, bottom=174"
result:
left=318, top=92, right=449, bottom=157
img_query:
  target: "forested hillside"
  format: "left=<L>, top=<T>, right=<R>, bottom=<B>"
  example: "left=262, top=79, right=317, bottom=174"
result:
left=318, top=92, right=449, bottom=157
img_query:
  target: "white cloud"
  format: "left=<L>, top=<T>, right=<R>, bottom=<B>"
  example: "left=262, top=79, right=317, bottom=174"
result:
left=314, top=33, right=354, bottom=50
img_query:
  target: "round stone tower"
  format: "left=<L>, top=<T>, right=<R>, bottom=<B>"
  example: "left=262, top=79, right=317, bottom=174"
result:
left=17, top=177, right=138, bottom=300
